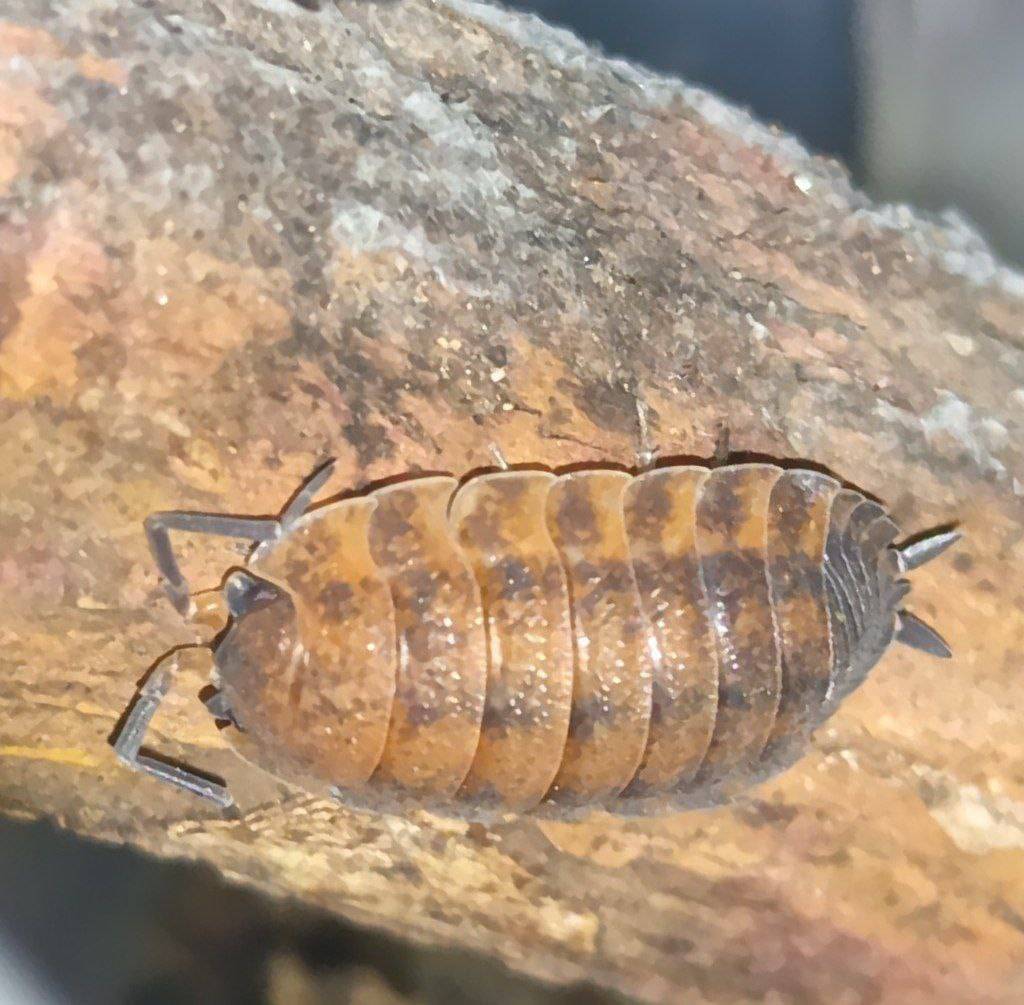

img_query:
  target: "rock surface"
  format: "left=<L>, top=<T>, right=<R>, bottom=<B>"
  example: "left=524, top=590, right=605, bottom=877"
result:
left=2, top=1, right=1023, bottom=1002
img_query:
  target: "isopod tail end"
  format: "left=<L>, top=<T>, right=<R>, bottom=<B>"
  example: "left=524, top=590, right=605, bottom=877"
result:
left=898, top=528, right=962, bottom=571
left=896, top=611, right=953, bottom=659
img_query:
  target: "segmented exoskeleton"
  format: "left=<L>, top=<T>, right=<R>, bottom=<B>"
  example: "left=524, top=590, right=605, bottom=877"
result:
left=114, top=461, right=957, bottom=816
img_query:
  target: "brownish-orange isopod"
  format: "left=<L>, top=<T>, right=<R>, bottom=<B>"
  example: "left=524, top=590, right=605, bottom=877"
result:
left=113, top=459, right=958, bottom=816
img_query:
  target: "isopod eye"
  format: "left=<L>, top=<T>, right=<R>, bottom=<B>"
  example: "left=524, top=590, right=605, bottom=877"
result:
left=224, top=570, right=279, bottom=618
left=201, top=686, right=241, bottom=729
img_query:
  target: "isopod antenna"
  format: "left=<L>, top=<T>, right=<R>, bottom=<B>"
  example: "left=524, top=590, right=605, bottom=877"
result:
left=115, top=459, right=337, bottom=806
left=894, top=528, right=961, bottom=658
left=144, top=458, right=336, bottom=618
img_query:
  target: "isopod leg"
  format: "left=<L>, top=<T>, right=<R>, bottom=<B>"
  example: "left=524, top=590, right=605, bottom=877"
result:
left=145, top=512, right=281, bottom=618
left=113, top=648, right=234, bottom=808
left=634, top=393, right=660, bottom=470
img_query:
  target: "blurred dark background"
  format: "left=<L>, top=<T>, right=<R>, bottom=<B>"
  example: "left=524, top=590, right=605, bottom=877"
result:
left=513, top=0, right=858, bottom=163
left=3, top=2, right=1023, bottom=1003
left=514, top=0, right=1024, bottom=268
left=0, top=816, right=631, bottom=1005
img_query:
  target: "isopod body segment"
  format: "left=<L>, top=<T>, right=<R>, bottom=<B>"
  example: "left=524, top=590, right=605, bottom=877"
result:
left=114, top=461, right=958, bottom=816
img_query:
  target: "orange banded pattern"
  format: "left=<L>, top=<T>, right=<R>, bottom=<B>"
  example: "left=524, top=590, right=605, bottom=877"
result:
left=119, top=461, right=956, bottom=816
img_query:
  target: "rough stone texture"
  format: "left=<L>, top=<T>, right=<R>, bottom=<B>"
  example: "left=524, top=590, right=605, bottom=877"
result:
left=2, top=1, right=1023, bottom=1002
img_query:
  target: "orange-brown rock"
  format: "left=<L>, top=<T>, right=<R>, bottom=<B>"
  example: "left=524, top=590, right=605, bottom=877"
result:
left=1, top=1, right=1023, bottom=1002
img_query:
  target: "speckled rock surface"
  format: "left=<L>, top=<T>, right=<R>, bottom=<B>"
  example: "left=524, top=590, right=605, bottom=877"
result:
left=2, top=1, right=1024, bottom=1002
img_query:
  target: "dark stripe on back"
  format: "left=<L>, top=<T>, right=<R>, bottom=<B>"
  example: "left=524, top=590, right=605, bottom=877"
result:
left=691, top=464, right=783, bottom=788
left=761, top=469, right=839, bottom=767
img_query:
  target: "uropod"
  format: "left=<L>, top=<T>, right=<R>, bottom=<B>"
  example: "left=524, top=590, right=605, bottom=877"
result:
left=113, top=459, right=958, bottom=816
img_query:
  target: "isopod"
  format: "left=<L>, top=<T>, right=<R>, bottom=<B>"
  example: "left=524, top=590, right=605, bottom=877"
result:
left=113, top=459, right=958, bottom=816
